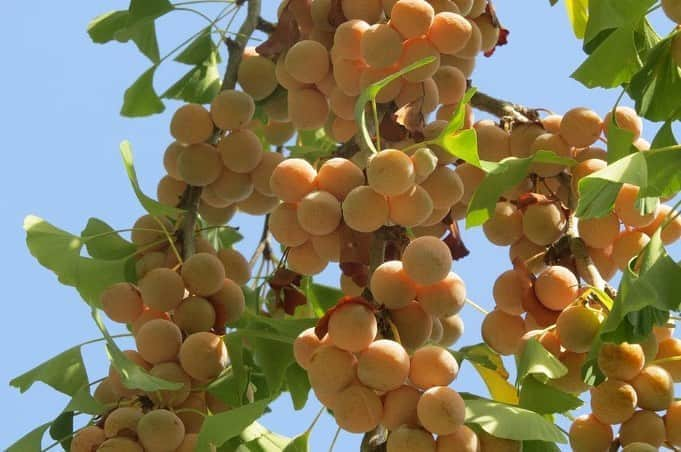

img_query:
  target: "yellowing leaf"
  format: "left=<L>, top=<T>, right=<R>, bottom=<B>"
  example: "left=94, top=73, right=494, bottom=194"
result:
left=565, top=0, right=589, bottom=39
left=473, top=363, right=519, bottom=405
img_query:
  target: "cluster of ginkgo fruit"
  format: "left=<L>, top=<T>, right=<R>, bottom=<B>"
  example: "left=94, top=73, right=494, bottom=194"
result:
left=455, top=105, right=681, bottom=451
left=237, top=0, right=499, bottom=141
left=69, top=233, right=250, bottom=451
left=292, top=236, right=482, bottom=451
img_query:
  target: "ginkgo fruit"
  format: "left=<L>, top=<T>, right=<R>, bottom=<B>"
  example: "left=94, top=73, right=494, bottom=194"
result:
left=218, top=129, right=264, bottom=174
left=294, top=328, right=326, bottom=370
left=577, top=213, right=620, bottom=249
left=603, top=106, right=643, bottom=140
left=590, top=378, right=638, bottom=425
left=436, top=425, right=479, bottom=452
left=170, top=104, right=214, bottom=145
left=382, top=385, right=421, bottom=430
left=483, top=202, right=523, bottom=246
left=327, top=303, right=377, bottom=352
left=97, top=438, right=143, bottom=452
left=438, top=314, right=464, bottom=347
left=71, top=426, right=106, bottom=452
left=209, top=278, right=246, bottom=328
left=307, top=345, right=358, bottom=393
left=361, top=23, right=404, bottom=68
left=597, top=342, right=645, bottom=381
left=630, top=365, right=674, bottom=411
left=237, top=55, right=278, bottom=100
left=416, top=386, right=465, bottom=435
left=137, top=409, right=185, bottom=452
left=387, top=426, right=436, bottom=452
left=534, top=265, right=578, bottom=311
left=399, top=38, right=441, bottom=82
left=402, top=236, right=452, bottom=285
left=157, top=175, right=187, bottom=207
left=556, top=304, right=604, bottom=353
left=522, top=202, right=566, bottom=246
left=148, top=362, right=192, bottom=407
left=251, top=151, right=285, bottom=196
left=367, top=149, right=416, bottom=196
left=287, top=88, right=330, bottom=130
left=419, top=166, right=464, bottom=209
left=210, top=89, right=255, bottom=131
left=342, top=185, right=390, bottom=232
left=388, top=185, right=435, bottom=227
left=181, top=252, right=225, bottom=296
left=428, top=12, right=472, bottom=55
left=179, top=332, right=228, bottom=382
left=409, top=345, right=459, bottom=389
left=269, top=203, right=310, bottom=247
left=269, top=158, right=318, bottom=203
left=390, top=300, right=434, bottom=350
left=481, top=309, right=526, bottom=355
left=297, top=191, right=343, bottom=236
left=333, top=384, right=384, bottom=433
left=568, top=414, right=613, bottom=452
left=101, top=282, right=144, bottom=324
left=416, top=272, right=466, bottom=317
left=287, top=241, right=329, bottom=275
left=560, top=107, right=603, bottom=148
left=174, top=296, right=216, bottom=334
left=135, top=319, right=183, bottom=364
left=209, top=169, right=253, bottom=203
left=139, top=268, right=185, bottom=313
left=285, top=40, right=330, bottom=84
left=619, top=410, right=666, bottom=449
left=357, top=339, right=410, bottom=391
left=370, top=260, right=417, bottom=309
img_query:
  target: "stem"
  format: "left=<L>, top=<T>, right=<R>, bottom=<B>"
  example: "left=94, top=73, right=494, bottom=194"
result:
left=470, top=90, right=539, bottom=122
left=465, top=298, right=489, bottom=315
left=328, top=427, right=342, bottom=452
left=305, top=407, right=325, bottom=433
left=176, top=0, right=261, bottom=260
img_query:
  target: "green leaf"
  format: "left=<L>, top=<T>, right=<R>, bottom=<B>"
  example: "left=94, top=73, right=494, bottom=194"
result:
left=605, top=111, right=636, bottom=163
left=628, top=34, right=681, bottom=122
left=600, top=230, right=681, bottom=343
left=49, top=411, right=74, bottom=451
left=285, top=363, right=311, bottom=410
left=519, top=375, right=583, bottom=414
left=7, top=422, right=51, bottom=452
left=354, top=56, right=437, bottom=153
left=87, top=10, right=129, bottom=43
left=651, top=121, right=678, bottom=149
left=466, top=151, right=576, bottom=227
left=24, top=216, right=132, bottom=307
left=438, top=128, right=480, bottom=168
left=305, top=281, right=343, bottom=316
left=283, top=432, right=310, bottom=452
left=252, top=337, right=295, bottom=395
left=24, top=215, right=82, bottom=287
left=93, top=309, right=183, bottom=392
left=576, top=148, right=681, bottom=218
left=88, top=9, right=160, bottom=63
left=523, top=440, right=561, bottom=452
left=463, top=396, right=567, bottom=443
left=120, top=141, right=185, bottom=217
left=128, top=0, right=173, bottom=25
left=175, top=28, right=216, bottom=65
left=128, top=21, right=161, bottom=63
left=516, top=339, right=567, bottom=384
left=82, top=218, right=136, bottom=260
left=572, top=25, right=642, bottom=88
left=65, top=384, right=105, bottom=415
left=162, top=57, right=221, bottom=104
left=121, top=67, right=165, bottom=117
left=219, top=422, right=291, bottom=452
left=10, top=346, right=89, bottom=397
left=564, top=0, right=589, bottom=38
left=442, top=88, right=477, bottom=137
left=208, top=334, right=249, bottom=408
left=583, top=0, right=655, bottom=48
left=198, top=399, right=272, bottom=452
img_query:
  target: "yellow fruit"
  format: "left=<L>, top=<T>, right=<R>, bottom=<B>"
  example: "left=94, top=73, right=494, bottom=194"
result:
left=402, top=236, right=452, bottom=285
left=370, top=260, right=417, bottom=310
left=428, top=11, right=472, bottom=55
left=416, top=386, right=465, bottom=435
left=357, top=339, right=410, bottom=391
left=568, top=414, right=613, bottom=452
left=210, top=90, right=255, bottom=131
left=328, top=303, right=377, bottom=352
left=590, top=379, right=638, bottom=425
left=179, top=332, right=229, bottom=382
left=409, top=345, right=459, bottom=389
left=170, top=104, right=213, bottom=145
left=556, top=304, right=604, bottom=353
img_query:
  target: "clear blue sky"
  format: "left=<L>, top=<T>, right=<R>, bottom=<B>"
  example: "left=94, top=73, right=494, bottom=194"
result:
left=1, top=1, right=679, bottom=450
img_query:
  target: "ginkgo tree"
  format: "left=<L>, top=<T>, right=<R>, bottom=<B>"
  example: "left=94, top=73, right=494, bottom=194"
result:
left=8, top=0, right=681, bottom=451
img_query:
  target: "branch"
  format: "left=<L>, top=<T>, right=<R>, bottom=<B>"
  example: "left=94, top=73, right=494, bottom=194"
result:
left=178, top=0, right=262, bottom=259
left=222, top=0, right=261, bottom=91
left=470, top=90, right=540, bottom=123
